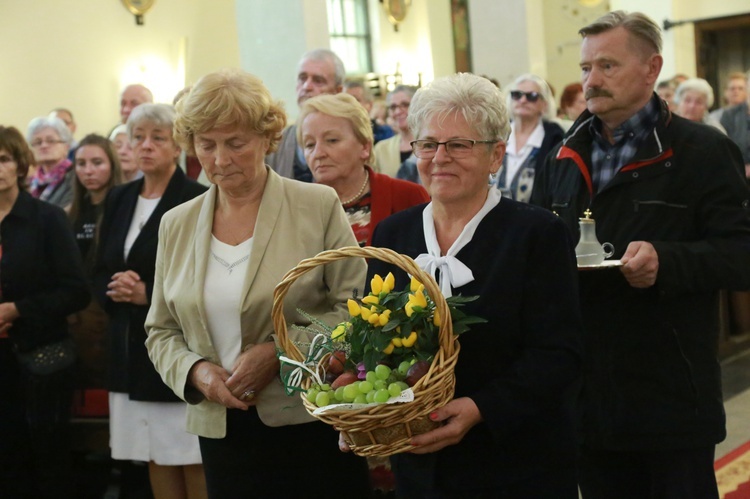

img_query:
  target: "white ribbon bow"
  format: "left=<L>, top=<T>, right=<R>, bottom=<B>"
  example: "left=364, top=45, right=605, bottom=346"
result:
left=414, top=188, right=502, bottom=297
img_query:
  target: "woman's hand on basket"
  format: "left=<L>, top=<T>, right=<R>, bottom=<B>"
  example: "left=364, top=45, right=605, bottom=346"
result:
left=225, top=342, right=280, bottom=401
left=408, top=397, right=483, bottom=454
left=188, top=359, right=252, bottom=410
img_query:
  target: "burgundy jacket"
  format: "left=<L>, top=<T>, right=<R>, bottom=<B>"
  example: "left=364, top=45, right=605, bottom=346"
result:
left=366, top=165, right=430, bottom=246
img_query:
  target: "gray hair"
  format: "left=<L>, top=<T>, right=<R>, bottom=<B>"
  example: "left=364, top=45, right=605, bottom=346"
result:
left=674, top=78, right=715, bottom=108
left=126, top=103, right=176, bottom=141
left=299, top=49, right=346, bottom=87
left=408, top=73, right=511, bottom=142
left=109, top=124, right=128, bottom=142
left=579, top=10, right=662, bottom=57
left=507, top=74, right=557, bottom=120
left=386, top=85, right=418, bottom=105
left=26, top=116, right=73, bottom=146
left=344, top=80, right=373, bottom=103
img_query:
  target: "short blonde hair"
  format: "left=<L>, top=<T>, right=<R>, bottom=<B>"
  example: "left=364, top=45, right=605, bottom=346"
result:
left=296, top=93, right=375, bottom=164
left=174, top=68, right=287, bottom=154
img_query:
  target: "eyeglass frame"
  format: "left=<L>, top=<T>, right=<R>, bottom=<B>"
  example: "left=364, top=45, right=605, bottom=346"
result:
left=510, top=90, right=542, bottom=103
left=388, top=102, right=410, bottom=112
left=410, top=138, right=500, bottom=159
left=30, top=138, right=67, bottom=148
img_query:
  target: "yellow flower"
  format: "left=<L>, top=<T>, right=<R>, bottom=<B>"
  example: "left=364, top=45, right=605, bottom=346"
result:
left=360, top=306, right=372, bottom=321
left=382, top=272, right=396, bottom=294
left=392, top=336, right=403, bottom=347
left=412, top=287, right=427, bottom=308
left=370, top=274, right=384, bottom=295
left=433, top=309, right=441, bottom=326
left=383, top=342, right=395, bottom=355
left=410, top=276, right=422, bottom=292
left=378, top=309, right=391, bottom=326
left=405, top=302, right=415, bottom=317
left=362, top=295, right=379, bottom=305
left=347, top=299, right=361, bottom=317
left=405, top=287, right=428, bottom=317
left=402, top=331, right=418, bottom=348
left=368, top=312, right=380, bottom=325
left=331, top=324, right=347, bottom=342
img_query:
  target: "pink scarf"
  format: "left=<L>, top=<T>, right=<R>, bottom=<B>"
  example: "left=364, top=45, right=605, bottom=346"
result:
left=30, top=159, right=72, bottom=199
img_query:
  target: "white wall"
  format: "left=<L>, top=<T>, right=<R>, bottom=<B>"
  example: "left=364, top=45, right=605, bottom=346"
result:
left=235, top=0, right=330, bottom=121
left=469, top=0, right=531, bottom=85
left=0, top=0, right=239, bottom=138
left=543, top=0, right=611, bottom=98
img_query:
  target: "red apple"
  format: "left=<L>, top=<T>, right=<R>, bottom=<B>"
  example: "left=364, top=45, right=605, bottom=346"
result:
left=328, top=350, right=346, bottom=375
left=331, top=371, right=359, bottom=389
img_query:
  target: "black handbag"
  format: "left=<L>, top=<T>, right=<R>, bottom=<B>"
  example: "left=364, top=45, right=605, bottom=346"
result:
left=15, top=337, right=77, bottom=376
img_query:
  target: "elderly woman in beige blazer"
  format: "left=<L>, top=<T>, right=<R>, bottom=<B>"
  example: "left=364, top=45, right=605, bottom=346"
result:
left=145, top=68, right=370, bottom=498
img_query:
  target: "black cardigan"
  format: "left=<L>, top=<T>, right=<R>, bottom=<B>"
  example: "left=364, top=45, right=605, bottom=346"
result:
left=368, top=199, right=583, bottom=491
left=1, top=190, right=90, bottom=352
left=94, top=167, right=206, bottom=401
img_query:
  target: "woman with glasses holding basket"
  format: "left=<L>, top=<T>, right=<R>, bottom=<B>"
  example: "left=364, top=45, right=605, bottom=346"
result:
left=364, top=73, right=582, bottom=497
left=495, top=74, right=564, bottom=202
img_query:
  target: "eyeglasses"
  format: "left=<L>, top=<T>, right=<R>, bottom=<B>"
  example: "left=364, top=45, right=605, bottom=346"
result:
left=410, top=139, right=498, bottom=159
left=510, top=90, right=542, bottom=103
left=388, top=102, right=410, bottom=112
left=30, top=138, right=66, bottom=148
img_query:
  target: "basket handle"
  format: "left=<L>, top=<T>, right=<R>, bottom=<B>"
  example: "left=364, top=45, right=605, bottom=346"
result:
left=272, top=245, right=455, bottom=363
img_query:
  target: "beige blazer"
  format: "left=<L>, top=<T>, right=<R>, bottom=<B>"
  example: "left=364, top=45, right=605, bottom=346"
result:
left=373, top=134, right=402, bottom=177
left=145, top=168, right=366, bottom=438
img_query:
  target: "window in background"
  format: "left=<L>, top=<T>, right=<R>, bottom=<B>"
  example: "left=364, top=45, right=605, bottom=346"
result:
left=328, top=0, right=372, bottom=75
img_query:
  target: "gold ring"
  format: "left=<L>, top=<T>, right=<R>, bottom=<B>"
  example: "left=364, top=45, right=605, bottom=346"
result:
left=242, top=389, right=256, bottom=401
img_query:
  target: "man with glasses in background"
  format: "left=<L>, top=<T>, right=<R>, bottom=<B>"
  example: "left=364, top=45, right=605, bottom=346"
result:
left=532, top=11, right=750, bottom=498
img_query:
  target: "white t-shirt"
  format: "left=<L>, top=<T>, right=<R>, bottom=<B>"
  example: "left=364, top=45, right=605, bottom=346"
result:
left=124, top=196, right=161, bottom=260
left=504, top=120, right=545, bottom=183
left=204, top=235, right=253, bottom=370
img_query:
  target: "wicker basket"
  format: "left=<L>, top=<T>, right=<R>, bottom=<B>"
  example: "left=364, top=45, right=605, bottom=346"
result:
left=272, top=246, right=460, bottom=457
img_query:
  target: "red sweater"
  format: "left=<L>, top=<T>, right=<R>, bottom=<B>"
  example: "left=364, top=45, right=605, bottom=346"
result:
left=365, top=165, right=430, bottom=246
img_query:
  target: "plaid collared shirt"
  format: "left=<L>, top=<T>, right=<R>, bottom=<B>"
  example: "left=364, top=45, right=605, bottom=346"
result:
left=589, top=97, right=660, bottom=193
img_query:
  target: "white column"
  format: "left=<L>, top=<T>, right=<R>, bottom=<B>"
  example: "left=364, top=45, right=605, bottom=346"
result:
left=235, top=0, right=330, bottom=120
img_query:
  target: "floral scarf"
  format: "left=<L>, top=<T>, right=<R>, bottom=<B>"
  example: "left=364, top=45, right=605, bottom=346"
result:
left=30, top=159, right=72, bottom=200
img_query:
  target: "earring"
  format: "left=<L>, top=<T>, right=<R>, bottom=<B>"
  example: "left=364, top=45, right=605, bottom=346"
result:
left=490, top=171, right=497, bottom=180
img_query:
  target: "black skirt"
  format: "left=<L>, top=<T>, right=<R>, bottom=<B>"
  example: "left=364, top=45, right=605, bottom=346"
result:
left=199, top=407, right=372, bottom=498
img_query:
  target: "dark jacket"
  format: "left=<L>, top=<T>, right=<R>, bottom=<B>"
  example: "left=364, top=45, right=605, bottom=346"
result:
left=531, top=95, right=750, bottom=451
left=496, top=119, right=564, bottom=202
left=94, top=167, right=206, bottom=401
left=369, top=199, right=582, bottom=492
left=720, top=101, right=750, bottom=164
left=1, top=190, right=90, bottom=352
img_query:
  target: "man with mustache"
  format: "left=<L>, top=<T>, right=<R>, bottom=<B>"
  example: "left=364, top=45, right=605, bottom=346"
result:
left=532, top=11, right=750, bottom=499
left=266, top=49, right=345, bottom=182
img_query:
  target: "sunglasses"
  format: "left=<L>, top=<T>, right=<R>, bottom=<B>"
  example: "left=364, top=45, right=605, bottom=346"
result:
left=510, top=90, right=542, bottom=103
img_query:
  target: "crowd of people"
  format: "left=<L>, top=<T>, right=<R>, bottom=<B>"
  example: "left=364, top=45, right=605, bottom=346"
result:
left=1, top=7, right=750, bottom=499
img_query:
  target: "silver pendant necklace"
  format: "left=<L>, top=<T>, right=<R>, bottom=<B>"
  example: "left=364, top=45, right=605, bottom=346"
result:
left=210, top=252, right=249, bottom=275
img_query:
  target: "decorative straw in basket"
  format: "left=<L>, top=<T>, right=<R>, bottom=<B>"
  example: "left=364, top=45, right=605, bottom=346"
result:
left=272, top=246, right=460, bottom=457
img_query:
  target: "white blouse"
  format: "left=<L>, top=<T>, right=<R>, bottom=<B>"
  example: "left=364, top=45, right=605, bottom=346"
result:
left=204, top=235, right=253, bottom=370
